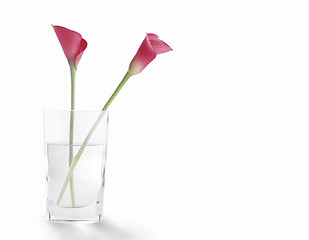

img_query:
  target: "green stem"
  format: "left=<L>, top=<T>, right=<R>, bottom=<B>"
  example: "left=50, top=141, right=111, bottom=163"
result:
left=56, top=71, right=131, bottom=205
left=68, top=65, right=76, bottom=207
left=102, top=71, right=131, bottom=111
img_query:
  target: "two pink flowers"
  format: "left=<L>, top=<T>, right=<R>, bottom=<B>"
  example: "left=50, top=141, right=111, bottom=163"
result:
left=53, top=25, right=172, bottom=76
left=52, top=25, right=172, bottom=205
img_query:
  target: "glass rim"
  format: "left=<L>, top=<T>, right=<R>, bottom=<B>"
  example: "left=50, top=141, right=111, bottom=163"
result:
left=43, top=109, right=109, bottom=113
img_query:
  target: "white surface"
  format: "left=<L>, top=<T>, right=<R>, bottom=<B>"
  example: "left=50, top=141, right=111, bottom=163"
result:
left=0, top=0, right=309, bottom=239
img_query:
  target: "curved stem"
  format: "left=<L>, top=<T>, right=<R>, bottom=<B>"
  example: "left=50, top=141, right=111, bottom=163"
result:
left=56, top=71, right=131, bottom=205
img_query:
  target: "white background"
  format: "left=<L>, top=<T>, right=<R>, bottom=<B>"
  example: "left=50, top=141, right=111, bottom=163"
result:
left=0, top=0, right=309, bottom=239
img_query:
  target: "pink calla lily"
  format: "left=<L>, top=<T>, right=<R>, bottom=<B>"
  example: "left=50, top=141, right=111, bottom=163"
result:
left=128, top=33, right=172, bottom=75
left=53, top=25, right=87, bottom=69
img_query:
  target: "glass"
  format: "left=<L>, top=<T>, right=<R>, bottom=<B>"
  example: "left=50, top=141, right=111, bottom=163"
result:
left=44, top=110, right=108, bottom=223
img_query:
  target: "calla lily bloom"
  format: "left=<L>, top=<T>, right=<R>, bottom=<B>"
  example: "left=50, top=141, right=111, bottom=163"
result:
left=128, top=33, right=172, bottom=76
left=53, top=25, right=87, bottom=69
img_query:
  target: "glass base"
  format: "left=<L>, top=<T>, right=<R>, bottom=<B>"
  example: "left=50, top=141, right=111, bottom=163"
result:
left=47, top=200, right=103, bottom=223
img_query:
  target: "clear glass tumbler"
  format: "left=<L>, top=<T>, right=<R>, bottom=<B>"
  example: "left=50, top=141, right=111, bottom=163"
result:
left=44, top=110, right=108, bottom=223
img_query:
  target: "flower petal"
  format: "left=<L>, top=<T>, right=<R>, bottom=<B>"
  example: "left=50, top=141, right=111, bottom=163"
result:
left=128, top=33, right=172, bottom=75
left=129, top=35, right=156, bottom=75
left=53, top=25, right=87, bottom=69
left=147, top=33, right=173, bottom=54
left=74, top=38, right=88, bottom=69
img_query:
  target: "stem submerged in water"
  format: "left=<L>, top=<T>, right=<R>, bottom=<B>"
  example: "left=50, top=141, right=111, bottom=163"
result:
left=56, top=71, right=131, bottom=205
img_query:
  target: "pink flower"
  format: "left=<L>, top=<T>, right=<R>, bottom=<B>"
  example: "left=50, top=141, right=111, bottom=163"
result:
left=53, top=25, right=87, bottom=69
left=128, top=33, right=172, bottom=76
